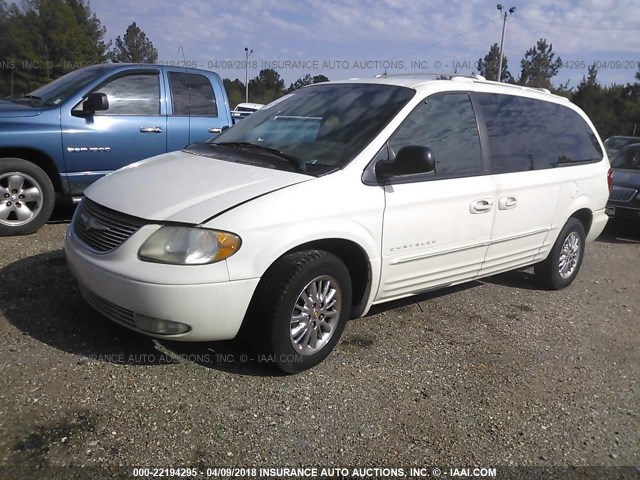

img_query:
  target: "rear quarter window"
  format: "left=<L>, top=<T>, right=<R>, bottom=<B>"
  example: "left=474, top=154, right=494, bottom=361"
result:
left=476, top=93, right=603, bottom=173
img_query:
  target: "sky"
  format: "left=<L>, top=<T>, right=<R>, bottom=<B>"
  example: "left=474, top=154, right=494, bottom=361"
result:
left=91, top=0, right=640, bottom=88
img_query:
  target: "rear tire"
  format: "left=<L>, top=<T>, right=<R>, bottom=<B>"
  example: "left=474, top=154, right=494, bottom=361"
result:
left=0, top=158, right=55, bottom=236
left=247, top=250, right=352, bottom=374
left=534, top=218, right=586, bottom=290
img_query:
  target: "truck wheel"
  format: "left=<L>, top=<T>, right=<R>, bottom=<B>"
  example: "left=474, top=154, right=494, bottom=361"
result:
left=249, top=250, right=352, bottom=374
left=534, top=218, right=586, bottom=290
left=0, top=158, right=55, bottom=236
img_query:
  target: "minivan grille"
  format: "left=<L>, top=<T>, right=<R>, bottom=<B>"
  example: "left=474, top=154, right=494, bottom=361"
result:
left=609, top=186, right=638, bottom=203
left=72, top=199, right=146, bottom=253
left=81, top=287, right=136, bottom=329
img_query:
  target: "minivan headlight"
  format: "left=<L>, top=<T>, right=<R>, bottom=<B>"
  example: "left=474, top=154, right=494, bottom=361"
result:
left=139, top=226, right=241, bottom=265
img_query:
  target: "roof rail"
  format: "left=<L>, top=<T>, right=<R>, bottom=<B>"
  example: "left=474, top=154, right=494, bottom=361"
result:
left=374, top=72, right=485, bottom=80
left=467, top=77, right=564, bottom=98
left=373, top=72, right=564, bottom=98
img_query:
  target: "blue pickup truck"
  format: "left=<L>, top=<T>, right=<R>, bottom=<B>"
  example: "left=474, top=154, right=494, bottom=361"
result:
left=0, top=63, right=233, bottom=236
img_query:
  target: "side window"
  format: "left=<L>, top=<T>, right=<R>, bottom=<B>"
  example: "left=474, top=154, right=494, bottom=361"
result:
left=477, top=93, right=602, bottom=173
left=168, top=72, right=218, bottom=116
left=95, top=74, right=160, bottom=115
left=543, top=103, right=603, bottom=166
left=388, top=93, right=482, bottom=177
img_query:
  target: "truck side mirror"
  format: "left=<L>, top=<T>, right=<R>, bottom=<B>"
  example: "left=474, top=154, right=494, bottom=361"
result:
left=375, top=145, right=436, bottom=182
left=74, top=92, right=109, bottom=116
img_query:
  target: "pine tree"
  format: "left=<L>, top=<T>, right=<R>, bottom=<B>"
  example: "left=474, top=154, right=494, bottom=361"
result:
left=477, top=43, right=512, bottom=82
left=518, top=38, right=562, bottom=89
left=109, top=22, right=158, bottom=64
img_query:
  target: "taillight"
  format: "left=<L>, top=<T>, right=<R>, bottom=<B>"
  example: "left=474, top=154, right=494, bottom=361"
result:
left=607, top=168, right=613, bottom=191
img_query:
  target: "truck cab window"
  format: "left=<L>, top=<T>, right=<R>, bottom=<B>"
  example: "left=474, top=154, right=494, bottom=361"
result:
left=168, top=72, right=218, bottom=117
left=93, top=74, right=160, bottom=116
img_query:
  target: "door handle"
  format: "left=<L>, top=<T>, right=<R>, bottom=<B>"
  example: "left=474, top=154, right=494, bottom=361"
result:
left=209, top=125, right=230, bottom=134
left=498, top=196, right=518, bottom=210
left=140, top=127, right=163, bottom=133
left=470, top=199, right=494, bottom=214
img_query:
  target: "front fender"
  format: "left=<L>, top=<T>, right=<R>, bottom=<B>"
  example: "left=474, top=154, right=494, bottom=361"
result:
left=209, top=172, right=384, bottom=284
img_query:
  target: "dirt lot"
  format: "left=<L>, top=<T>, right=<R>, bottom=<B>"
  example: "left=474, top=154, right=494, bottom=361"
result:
left=0, top=215, right=638, bottom=478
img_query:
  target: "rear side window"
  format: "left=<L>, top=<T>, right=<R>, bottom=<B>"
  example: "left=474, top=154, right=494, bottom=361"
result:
left=95, top=74, right=160, bottom=115
left=168, top=72, right=218, bottom=116
left=477, top=93, right=602, bottom=173
left=389, top=93, right=482, bottom=177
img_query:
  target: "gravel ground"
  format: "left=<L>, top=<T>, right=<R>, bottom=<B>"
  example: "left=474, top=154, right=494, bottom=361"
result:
left=0, top=215, right=638, bottom=478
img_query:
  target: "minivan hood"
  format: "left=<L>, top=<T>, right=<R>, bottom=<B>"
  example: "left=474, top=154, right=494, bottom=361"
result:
left=0, top=100, right=45, bottom=118
left=85, top=150, right=312, bottom=224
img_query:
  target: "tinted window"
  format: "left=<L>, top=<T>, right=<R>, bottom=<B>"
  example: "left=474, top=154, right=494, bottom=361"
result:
left=388, top=93, right=482, bottom=177
left=477, top=93, right=602, bottom=173
left=95, top=74, right=160, bottom=115
left=169, top=72, right=218, bottom=116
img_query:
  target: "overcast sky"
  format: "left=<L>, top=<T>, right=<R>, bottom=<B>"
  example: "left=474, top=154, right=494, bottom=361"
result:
left=92, top=0, right=640, bottom=88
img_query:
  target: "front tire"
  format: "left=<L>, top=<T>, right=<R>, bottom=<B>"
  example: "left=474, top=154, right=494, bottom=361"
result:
left=248, top=250, right=352, bottom=374
left=0, top=158, right=55, bottom=236
left=534, top=218, right=586, bottom=290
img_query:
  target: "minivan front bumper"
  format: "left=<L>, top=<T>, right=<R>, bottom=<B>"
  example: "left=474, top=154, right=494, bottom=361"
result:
left=64, top=229, right=259, bottom=341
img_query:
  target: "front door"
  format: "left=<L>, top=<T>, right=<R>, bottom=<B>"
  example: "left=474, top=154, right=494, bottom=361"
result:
left=377, top=92, right=496, bottom=302
left=61, top=70, right=167, bottom=194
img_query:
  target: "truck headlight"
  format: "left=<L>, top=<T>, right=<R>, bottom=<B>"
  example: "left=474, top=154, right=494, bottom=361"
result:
left=139, top=226, right=241, bottom=265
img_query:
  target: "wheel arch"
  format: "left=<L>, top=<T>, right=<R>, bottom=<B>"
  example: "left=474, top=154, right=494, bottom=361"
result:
left=282, top=238, right=373, bottom=319
left=569, top=208, right=593, bottom=236
left=0, top=147, right=63, bottom=193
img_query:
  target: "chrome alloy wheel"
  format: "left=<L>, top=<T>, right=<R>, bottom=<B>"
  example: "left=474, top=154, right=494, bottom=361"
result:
left=289, top=275, right=342, bottom=355
left=558, top=232, right=580, bottom=279
left=0, top=172, right=44, bottom=226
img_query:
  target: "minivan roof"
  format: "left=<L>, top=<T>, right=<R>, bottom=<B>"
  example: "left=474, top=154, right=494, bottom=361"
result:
left=325, top=73, right=568, bottom=101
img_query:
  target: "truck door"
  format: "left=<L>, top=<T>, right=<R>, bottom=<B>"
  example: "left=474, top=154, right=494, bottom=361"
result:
left=61, top=70, right=167, bottom=195
left=165, top=70, right=229, bottom=149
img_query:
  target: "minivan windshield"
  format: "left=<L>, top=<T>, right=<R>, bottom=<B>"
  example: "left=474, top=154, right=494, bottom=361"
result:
left=15, top=65, right=108, bottom=107
left=204, top=83, right=415, bottom=174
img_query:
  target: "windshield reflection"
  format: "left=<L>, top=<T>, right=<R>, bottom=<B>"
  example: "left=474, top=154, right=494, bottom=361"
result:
left=209, top=83, right=415, bottom=174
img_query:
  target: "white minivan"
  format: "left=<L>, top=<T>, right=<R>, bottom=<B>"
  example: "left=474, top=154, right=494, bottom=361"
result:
left=65, top=74, right=611, bottom=373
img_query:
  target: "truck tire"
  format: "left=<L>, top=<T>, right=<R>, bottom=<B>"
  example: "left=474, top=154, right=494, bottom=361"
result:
left=0, top=158, right=55, bottom=236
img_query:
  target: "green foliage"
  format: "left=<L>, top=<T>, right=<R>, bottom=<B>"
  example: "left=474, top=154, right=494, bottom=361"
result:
left=224, top=78, right=245, bottom=109
left=477, top=43, right=512, bottom=82
left=518, top=38, right=562, bottom=89
left=571, top=65, right=640, bottom=138
left=248, top=69, right=285, bottom=104
left=286, top=73, right=330, bottom=92
left=109, top=22, right=158, bottom=63
left=0, top=0, right=108, bottom=97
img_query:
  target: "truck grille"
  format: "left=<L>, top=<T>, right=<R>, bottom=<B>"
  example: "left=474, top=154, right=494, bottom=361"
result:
left=609, top=186, right=638, bottom=203
left=72, top=199, right=146, bottom=253
left=81, top=287, right=136, bottom=329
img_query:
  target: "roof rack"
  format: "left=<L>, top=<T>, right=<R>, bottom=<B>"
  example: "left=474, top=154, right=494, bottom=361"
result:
left=374, top=72, right=486, bottom=80
left=374, top=72, right=562, bottom=98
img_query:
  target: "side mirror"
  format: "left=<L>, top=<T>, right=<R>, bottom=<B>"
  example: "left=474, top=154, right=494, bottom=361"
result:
left=375, top=145, right=435, bottom=181
left=74, top=92, right=109, bottom=116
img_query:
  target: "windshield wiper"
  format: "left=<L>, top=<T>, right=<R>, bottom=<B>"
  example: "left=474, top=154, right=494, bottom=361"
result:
left=214, top=142, right=306, bottom=173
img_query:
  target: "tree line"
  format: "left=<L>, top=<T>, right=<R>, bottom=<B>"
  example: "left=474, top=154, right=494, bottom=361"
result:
left=1, top=0, right=638, bottom=138
left=476, top=38, right=640, bottom=137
